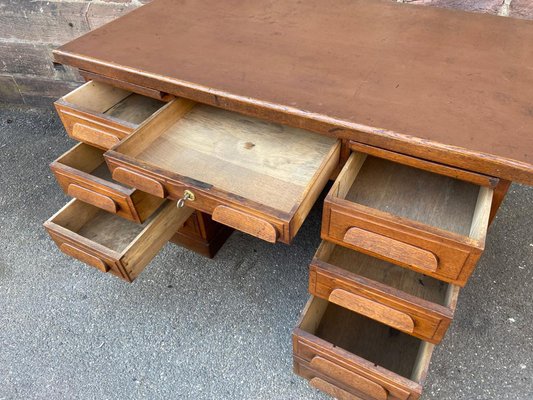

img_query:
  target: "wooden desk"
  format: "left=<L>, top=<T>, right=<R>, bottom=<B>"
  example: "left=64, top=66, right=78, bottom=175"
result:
left=46, top=0, right=532, bottom=398
left=53, top=0, right=533, bottom=184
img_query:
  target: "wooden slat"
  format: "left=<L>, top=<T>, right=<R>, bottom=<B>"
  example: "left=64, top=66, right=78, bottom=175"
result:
left=79, top=70, right=172, bottom=101
left=349, top=141, right=499, bottom=188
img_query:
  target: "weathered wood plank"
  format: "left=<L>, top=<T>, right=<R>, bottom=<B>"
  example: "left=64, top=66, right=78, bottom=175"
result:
left=0, top=2, right=90, bottom=44
left=10, top=75, right=80, bottom=107
left=86, top=3, right=138, bottom=30
left=0, top=42, right=81, bottom=81
left=0, top=1, right=145, bottom=108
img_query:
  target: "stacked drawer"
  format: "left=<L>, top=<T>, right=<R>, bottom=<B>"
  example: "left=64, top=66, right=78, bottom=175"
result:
left=45, top=79, right=497, bottom=397
left=293, top=143, right=496, bottom=398
left=44, top=81, right=232, bottom=281
left=45, top=80, right=342, bottom=280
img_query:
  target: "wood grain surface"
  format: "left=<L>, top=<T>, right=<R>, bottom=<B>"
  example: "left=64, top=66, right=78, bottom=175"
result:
left=345, top=156, right=481, bottom=236
left=53, top=0, right=533, bottom=184
left=135, top=104, right=337, bottom=213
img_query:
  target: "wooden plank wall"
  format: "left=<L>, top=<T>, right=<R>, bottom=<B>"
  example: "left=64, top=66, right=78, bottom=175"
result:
left=0, top=0, right=531, bottom=108
left=0, top=0, right=149, bottom=107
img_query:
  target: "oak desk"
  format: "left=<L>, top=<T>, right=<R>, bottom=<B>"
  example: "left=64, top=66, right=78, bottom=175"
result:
left=47, top=0, right=533, bottom=398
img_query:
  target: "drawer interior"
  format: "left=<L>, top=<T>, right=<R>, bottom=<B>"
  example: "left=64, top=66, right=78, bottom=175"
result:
left=300, top=297, right=432, bottom=383
left=335, top=153, right=492, bottom=239
left=57, top=143, right=129, bottom=186
left=316, top=241, right=457, bottom=307
left=45, top=199, right=193, bottom=281
left=62, top=81, right=166, bottom=126
left=51, top=201, right=156, bottom=253
left=115, top=102, right=339, bottom=214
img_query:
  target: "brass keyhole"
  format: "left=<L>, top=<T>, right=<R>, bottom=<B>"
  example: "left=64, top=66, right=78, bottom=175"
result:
left=177, top=190, right=195, bottom=208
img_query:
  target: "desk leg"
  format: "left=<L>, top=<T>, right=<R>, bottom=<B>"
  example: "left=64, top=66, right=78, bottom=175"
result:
left=489, top=179, right=511, bottom=225
left=170, top=211, right=233, bottom=258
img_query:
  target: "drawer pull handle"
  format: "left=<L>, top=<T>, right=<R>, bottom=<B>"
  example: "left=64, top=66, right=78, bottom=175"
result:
left=59, top=243, right=110, bottom=273
left=344, top=226, right=438, bottom=272
left=310, top=356, right=388, bottom=400
left=72, top=123, right=120, bottom=149
left=67, top=184, right=118, bottom=214
left=329, top=289, right=415, bottom=332
left=112, top=167, right=166, bottom=198
left=212, top=206, right=278, bottom=243
left=309, top=377, right=362, bottom=400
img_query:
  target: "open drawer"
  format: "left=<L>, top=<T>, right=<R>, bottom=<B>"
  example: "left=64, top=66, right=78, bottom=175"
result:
left=44, top=199, right=193, bottom=282
left=310, top=241, right=460, bottom=344
left=55, top=81, right=169, bottom=149
left=51, top=143, right=164, bottom=223
left=104, top=99, right=341, bottom=244
left=322, top=150, right=494, bottom=286
left=293, top=297, right=434, bottom=400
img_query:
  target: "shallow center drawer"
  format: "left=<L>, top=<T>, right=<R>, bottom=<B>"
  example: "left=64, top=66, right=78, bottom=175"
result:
left=51, top=143, right=164, bottom=223
left=322, top=150, right=494, bottom=286
left=293, top=297, right=434, bottom=400
left=44, top=199, right=192, bottom=282
left=310, top=241, right=459, bottom=344
left=105, top=99, right=341, bottom=244
left=55, top=81, right=169, bottom=149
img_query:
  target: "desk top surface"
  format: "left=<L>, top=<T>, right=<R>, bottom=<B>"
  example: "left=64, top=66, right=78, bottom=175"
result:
left=54, top=0, right=533, bottom=184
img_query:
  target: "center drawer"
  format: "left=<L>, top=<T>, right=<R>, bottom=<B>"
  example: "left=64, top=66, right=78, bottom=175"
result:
left=104, top=98, right=341, bottom=244
left=55, top=81, right=169, bottom=149
left=293, top=297, right=434, bottom=400
left=322, top=149, right=494, bottom=286
left=310, top=241, right=459, bottom=344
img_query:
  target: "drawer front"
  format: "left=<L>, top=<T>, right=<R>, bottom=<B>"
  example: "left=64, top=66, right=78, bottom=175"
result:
left=46, top=227, right=127, bottom=280
left=44, top=200, right=193, bottom=282
left=293, top=332, right=419, bottom=400
left=56, top=108, right=129, bottom=150
left=106, top=161, right=287, bottom=243
left=309, top=263, right=454, bottom=344
left=51, top=145, right=164, bottom=223
left=55, top=80, right=168, bottom=150
left=53, top=167, right=133, bottom=218
left=322, top=202, right=481, bottom=286
left=295, top=356, right=377, bottom=400
left=104, top=99, right=340, bottom=244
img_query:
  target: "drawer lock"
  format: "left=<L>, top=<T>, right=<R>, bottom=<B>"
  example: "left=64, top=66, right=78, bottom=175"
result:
left=177, top=190, right=195, bottom=208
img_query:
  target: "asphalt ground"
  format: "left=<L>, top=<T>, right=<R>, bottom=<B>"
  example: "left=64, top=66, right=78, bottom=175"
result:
left=0, top=104, right=531, bottom=400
